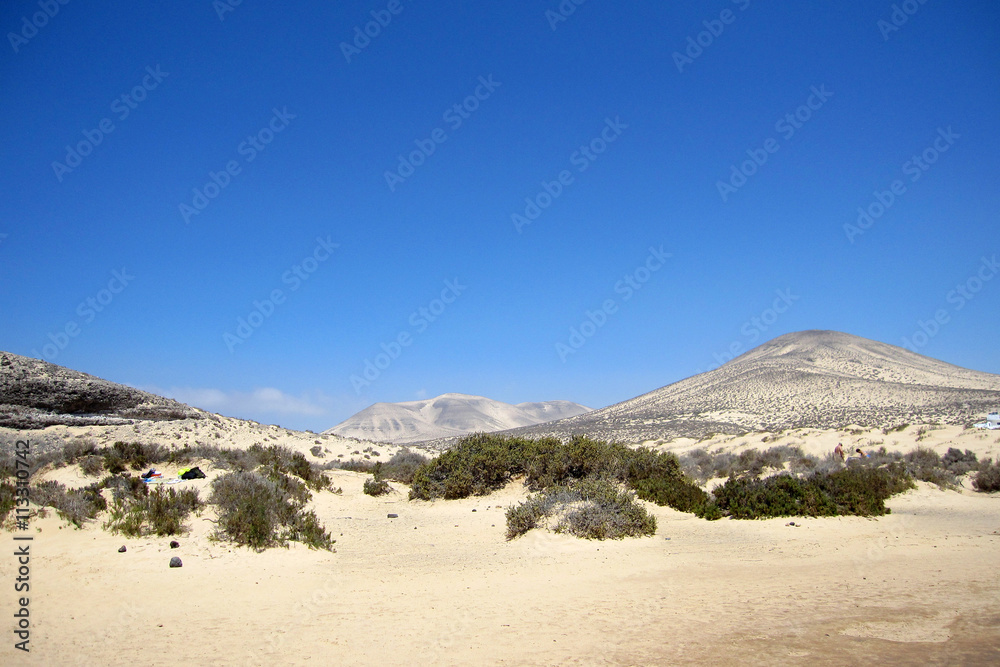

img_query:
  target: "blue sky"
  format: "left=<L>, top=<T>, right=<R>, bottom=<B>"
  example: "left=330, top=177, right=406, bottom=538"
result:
left=2, top=1, right=998, bottom=431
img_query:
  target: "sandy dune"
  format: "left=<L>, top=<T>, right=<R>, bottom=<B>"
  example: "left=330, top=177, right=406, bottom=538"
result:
left=5, top=425, right=1000, bottom=666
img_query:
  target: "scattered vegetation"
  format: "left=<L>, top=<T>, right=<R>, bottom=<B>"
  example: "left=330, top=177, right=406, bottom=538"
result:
left=0, top=439, right=338, bottom=549
left=410, top=434, right=708, bottom=536
left=406, top=431, right=1000, bottom=538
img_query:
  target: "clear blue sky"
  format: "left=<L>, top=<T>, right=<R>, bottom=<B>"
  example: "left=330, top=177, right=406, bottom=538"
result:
left=2, top=1, right=998, bottom=431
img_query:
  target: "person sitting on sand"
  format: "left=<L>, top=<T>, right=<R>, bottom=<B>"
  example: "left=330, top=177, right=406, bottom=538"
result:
left=855, top=448, right=869, bottom=458
left=834, top=443, right=844, bottom=461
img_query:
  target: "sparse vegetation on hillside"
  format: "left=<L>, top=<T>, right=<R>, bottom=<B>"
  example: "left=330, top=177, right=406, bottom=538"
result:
left=0, top=440, right=337, bottom=550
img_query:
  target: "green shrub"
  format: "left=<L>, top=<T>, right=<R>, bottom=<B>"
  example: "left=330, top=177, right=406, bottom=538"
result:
left=505, top=494, right=550, bottom=540
left=209, top=471, right=334, bottom=551
left=556, top=479, right=657, bottom=540
left=973, top=460, right=1000, bottom=492
left=79, top=455, right=104, bottom=476
left=102, top=474, right=150, bottom=502
left=363, top=477, right=391, bottom=496
left=631, top=475, right=710, bottom=514
left=32, top=480, right=107, bottom=527
left=380, top=449, right=429, bottom=484
left=247, top=444, right=330, bottom=492
left=713, top=474, right=839, bottom=519
left=104, top=487, right=202, bottom=537
left=901, top=448, right=955, bottom=487
left=942, top=448, right=979, bottom=475
left=710, top=464, right=915, bottom=519
left=505, top=479, right=656, bottom=541
left=104, top=441, right=168, bottom=473
left=409, top=433, right=550, bottom=500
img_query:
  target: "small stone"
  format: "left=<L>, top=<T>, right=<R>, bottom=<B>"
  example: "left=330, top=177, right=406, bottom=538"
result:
left=118, top=545, right=127, bottom=553
left=472, top=509, right=477, bottom=512
left=387, top=513, right=398, bottom=519
left=169, top=557, right=183, bottom=568
left=169, top=540, right=180, bottom=549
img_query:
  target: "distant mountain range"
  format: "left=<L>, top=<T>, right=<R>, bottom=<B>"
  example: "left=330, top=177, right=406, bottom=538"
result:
left=501, top=330, right=1000, bottom=443
left=325, top=393, right=592, bottom=444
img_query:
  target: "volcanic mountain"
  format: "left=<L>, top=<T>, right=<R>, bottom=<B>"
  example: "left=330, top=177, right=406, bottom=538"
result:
left=326, top=393, right=592, bottom=444
left=503, top=330, right=1000, bottom=444
left=0, top=352, right=206, bottom=428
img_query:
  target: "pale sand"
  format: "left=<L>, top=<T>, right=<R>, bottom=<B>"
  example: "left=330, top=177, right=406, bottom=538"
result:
left=5, top=425, right=1000, bottom=665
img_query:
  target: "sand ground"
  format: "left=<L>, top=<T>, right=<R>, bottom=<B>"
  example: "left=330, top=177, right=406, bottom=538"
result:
left=4, top=424, right=1000, bottom=665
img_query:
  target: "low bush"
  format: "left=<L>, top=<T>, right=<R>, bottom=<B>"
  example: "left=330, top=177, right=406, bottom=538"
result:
left=409, top=433, right=552, bottom=500
left=209, top=472, right=334, bottom=551
left=631, top=475, right=710, bottom=515
left=942, top=448, right=979, bottom=475
left=505, top=479, right=656, bottom=541
left=380, top=449, right=429, bottom=484
left=31, top=480, right=107, bottom=527
left=246, top=444, right=330, bottom=492
left=973, top=460, right=1000, bottom=492
left=903, top=448, right=957, bottom=488
left=363, top=477, right=391, bottom=496
left=104, top=440, right=169, bottom=473
left=79, top=455, right=104, bottom=477
left=105, top=487, right=202, bottom=537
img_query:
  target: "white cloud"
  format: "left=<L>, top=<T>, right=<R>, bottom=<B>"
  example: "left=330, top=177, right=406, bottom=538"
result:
left=147, top=386, right=333, bottom=418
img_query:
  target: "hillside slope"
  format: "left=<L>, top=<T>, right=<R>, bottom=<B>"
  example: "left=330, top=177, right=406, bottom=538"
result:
left=504, top=331, right=1000, bottom=443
